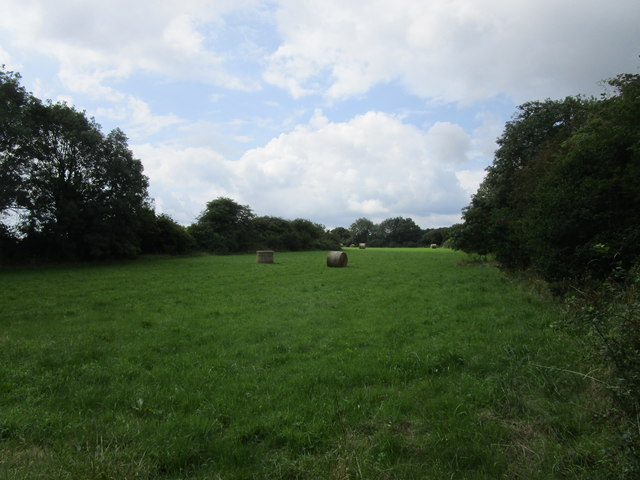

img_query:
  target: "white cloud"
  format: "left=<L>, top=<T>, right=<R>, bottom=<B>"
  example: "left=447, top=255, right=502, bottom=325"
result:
left=0, top=0, right=261, bottom=96
left=470, top=111, right=504, bottom=160
left=0, top=45, right=14, bottom=67
left=94, top=96, right=184, bottom=139
left=425, top=122, right=471, bottom=164
left=125, top=97, right=185, bottom=137
left=163, top=15, right=207, bottom=54
left=456, top=170, right=487, bottom=197
left=0, top=0, right=268, bottom=142
left=132, top=143, right=237, bottom=224
left=131, top=111, right=478, bottom=227
left=267, top=0, right=640, bottom=104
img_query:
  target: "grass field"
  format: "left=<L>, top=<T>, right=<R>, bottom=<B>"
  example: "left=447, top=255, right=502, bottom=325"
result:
left=0, top=249, right=617, bottom=479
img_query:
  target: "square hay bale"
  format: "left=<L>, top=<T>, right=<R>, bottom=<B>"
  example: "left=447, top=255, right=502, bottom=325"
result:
left=256, top=250, right=274, bottom=263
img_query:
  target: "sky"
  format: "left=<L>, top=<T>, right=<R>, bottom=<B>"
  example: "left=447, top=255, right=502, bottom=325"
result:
left=1, top=0, right=639, bottom=229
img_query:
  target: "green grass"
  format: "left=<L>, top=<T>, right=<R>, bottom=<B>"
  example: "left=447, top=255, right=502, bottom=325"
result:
left=0, top=249, right=617, bottom=479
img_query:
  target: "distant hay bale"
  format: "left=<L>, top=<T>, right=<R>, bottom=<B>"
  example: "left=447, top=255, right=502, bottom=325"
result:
left=358, top=243, right=366, bottom=249
left=256, top=250, right=274, bottom=263
left=327, top=251, right=348, bottom=267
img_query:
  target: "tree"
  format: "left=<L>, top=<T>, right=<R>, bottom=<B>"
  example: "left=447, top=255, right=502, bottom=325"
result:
left=528, top=74, right=640, bottom=281
left=456, top=72, right=640, bottom=473
left=442, top=223, right=463, bottom=249
left=374, top=217, right=422, bottom=247
left=421, top=226, right=455, bottom=247
left=139, top=209, right=195, bottom=255
left=22, top=107, right=148, bottom=258
left=250, top=216, right=341, bottom=251
left=349, top=217, right=375, bottom=244
left=289, top=218, right=340, bottom=251
left=458, top=96, right=592, bottom=269
left=458, top=72, right=640, bottom=283
left=189, top=197, right=255, bottom=253
left=252, top=215, right=296, bottom=251
left=329, top=226, right=351, bottom=245
left=1, top=69, right=151, bottom=259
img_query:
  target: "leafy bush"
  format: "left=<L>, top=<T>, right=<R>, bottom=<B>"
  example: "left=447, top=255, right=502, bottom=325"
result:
left=140, top=211, right=195, bottom=255
left=567, top=265, right=640, bottom=478
left=188, top=197, right=255, bottom=254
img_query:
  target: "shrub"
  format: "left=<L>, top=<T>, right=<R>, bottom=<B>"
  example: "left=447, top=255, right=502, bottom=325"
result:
left=567, top=265, right=640, bottom=478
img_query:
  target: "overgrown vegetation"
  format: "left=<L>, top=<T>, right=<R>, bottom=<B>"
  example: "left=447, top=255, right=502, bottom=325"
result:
left=455, top=72, right=640, bottom=477
left=566, top=267, right=640, bottom=476
left=0, top=249, right=622, bottom=479
left=188, top=197, right=342, bottom=254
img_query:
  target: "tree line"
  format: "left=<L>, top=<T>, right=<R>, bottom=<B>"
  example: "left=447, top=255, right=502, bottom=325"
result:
left=455, top=73, right=639, bottom=286
left=333, top=217, right=458, bottom=248
left=152, top=198, right=459, bottom=256
left=186, top=197, right=341, bottom=254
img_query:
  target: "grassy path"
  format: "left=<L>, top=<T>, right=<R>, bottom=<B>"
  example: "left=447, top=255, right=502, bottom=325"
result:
left=0, top=249, right=614, bottom=479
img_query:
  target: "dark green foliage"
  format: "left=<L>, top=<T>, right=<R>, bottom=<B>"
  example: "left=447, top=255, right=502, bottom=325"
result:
left=458, top=73, right=640, bottom=283
left=189, top=199, right=341, bottom=253
left=372, top=216, right=422, bottom=247
left=188, top=197, right=255, bottom=254
left=288, top=218, right=324, bottom=250
left=256, top=217, right=340, bottom=251
left=529, top=76, right=640, bottom=282
left=349, top=217, right=375, bottom=244
left=0, top=67, right=151, bottom=261
left=421, top=225, right=458, bottom=247
left=317, top=228, right=343, bottom=250
left=329, top=226, right=351, bottom=245
left=292, top=220, right=340, bottom=251
left=252, top=215, right=296, bottom=250
left=139, top=210, right=195, bottom=255
left=0, top=223, right=18, bottom=258
left=567, top=266, right=640, bottom=478
left=288, top=218, right=339, bottom=251
left=441, top=223, right=463, bottom=249
left=458, top=95, right=593, bottom=269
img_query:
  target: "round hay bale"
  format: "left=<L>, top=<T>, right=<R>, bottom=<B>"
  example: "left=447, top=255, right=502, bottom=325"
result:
left=358, top=243, right=366, bottom=249
left=256, top=250, right=274, bottom=263
left=327, top=251, right=348, bottom=267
